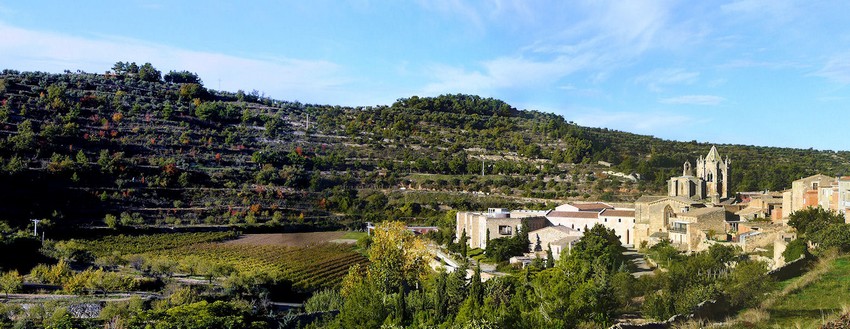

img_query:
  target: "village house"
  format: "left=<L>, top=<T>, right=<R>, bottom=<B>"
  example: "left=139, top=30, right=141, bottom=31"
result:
left=457, top=202, right=636, bottom=252
left=455, top=208, right=549, bottom=249
left=527, top=225, right=583, bottom=260
left=782, top=174, right=850, bottom=222
left=545, top=202, right=636, bottom=247
left=735, top=192, right=784, bottom=222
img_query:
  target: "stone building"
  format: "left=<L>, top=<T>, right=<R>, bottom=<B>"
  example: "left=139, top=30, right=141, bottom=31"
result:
left=668, top=146, right=731, bottom=203
left=735, top=193, right=784, bottom=222
left=782, top=174, right=850, bottom=222
left=455, top=208, right=549, bottom=249
left=527, top=226, right=583, bottom=260
left=634, top=196, right=705, bottom=249
left=545, top=202, right=636, bottom=247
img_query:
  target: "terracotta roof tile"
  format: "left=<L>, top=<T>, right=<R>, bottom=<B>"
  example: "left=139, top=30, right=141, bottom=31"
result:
left=569, top=202, right=614, bottom=211
left=547, top=211, right=599, bottom=219
left=600, top=209, right=635, bottom=217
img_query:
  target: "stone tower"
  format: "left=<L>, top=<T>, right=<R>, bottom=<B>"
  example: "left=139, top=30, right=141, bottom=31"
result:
left=696, top=146, right=730, bottom=202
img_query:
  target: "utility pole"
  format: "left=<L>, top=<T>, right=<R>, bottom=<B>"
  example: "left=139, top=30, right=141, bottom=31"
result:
left=31, top=219, right=41, bottom=237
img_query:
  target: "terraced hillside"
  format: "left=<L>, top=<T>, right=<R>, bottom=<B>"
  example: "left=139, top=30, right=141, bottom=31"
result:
left=0, top=65, right=848, bottom=232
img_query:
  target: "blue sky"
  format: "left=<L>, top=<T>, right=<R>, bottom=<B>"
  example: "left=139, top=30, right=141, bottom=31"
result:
left=2, top=1, right=850, bottom=151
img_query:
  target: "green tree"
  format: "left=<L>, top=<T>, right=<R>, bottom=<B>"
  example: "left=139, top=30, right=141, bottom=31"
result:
left=788, top=207, right=844, bottom=236
left=104, top=214, right=118, bottom=229
left=569, top=224, right=627, bottom=272
left=10, top=119, right=35, bottom=151
left=782, top=238, right=809, bottom=262
left=0, top=270, right=23, bottom=297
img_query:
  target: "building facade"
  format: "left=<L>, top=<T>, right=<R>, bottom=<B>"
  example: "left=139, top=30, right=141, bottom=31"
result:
left=668, top=146, right=730, bottom=203
left=784, top=174, right=850, bottom=222
left=455, top=208, right=549, bottom=249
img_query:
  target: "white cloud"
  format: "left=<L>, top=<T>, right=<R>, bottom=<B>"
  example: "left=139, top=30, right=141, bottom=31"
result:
left=813, top=53, right=850, bottom=84
left=659, top=95, right=725, bottom=105
left=421, top=1, right=684, bottom=96
left=0, top=22, right=358, bottom=105
left=569, top=107, right=699, bottom=134
left=420, top=53, right=597, bottom=96
left=635, top=68, right=699, bottom=92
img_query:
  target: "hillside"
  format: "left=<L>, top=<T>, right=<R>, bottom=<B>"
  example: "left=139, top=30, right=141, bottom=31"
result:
left=0, top=65, right=849, bottom=232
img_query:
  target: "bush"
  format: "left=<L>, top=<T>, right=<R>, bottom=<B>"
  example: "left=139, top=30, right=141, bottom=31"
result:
left=783, top=238, right=809, bottom=262
left=304, top=289, right=343, bottom=312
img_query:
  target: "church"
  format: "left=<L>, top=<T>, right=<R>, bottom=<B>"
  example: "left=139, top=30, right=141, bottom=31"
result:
left=667, top=146, right=730, bottom=203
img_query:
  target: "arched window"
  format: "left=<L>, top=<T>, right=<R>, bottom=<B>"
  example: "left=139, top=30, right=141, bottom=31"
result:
left=663, top=205, right=674, bottom=228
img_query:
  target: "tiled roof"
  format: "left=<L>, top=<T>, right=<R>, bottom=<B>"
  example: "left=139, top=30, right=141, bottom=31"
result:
left=547, top=211, right=599, bottom=219
left=636, top=195, right=666, bottom=203
left=569, top=202, right=614, bottom=211
left=600, top=209, right=635, bottom=217
left=530, top=225, right=581, bottom=234
left=680, top=207, right=724, bottom=217
left=550, top=236, right=582, bottom=247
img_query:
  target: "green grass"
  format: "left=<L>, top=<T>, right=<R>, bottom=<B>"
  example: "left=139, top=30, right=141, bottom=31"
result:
left=729, top=255, right=850, bottom=328
left=467, top=248, right=484, bottom=257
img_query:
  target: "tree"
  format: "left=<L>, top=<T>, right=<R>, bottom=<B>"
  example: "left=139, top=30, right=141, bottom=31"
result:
left=788, top=207, right=845, bottom=236
left=164, top=70, right=202, bottom=84
left=812, top=223, right=850, bottom=252
left=10, top=119, right=35, bottom=151
left=104, top=214, right=118, bottom=229
left=367, top=221, right=428, bottom=293
left=721, top=260, right=773, bottom=309
left=459, top=229, right=468, bottom=258
left=782, top=238, right=809, bottom=262
left=0, top=270, right=23, bottom=297
left=569, top=224, right=626, bottom=272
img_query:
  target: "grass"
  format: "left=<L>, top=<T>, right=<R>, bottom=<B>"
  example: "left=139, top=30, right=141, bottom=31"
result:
left=341, top=231, right=368, bottom=240
left=724, top=253, right=850, bottom=328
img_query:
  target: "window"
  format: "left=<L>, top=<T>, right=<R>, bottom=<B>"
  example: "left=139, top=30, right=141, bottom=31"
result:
left=618, top=218, right=622, bottom=223
left=604, top=218, right=607, bottom=222
left=498, top=225, right=512, bottom=235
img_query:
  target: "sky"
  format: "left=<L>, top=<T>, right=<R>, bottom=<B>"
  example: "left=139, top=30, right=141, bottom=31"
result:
left=1, top=1, right=850, bottom=151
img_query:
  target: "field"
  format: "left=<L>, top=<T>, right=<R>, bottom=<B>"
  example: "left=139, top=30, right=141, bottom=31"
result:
left=224, top=231, right=362, bottom=247
left=71, top=231, right=368, bottom=291
left=69, top=231, right=240, bottom=257
left=728, top=255, right=850, bottom=328
left=150, top=242, right=368, bottom=291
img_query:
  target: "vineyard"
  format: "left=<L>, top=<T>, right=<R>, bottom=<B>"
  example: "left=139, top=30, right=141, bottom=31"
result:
left=68, top=231, right=239, bottom=257
left=58, top=231, right=368, bottom=291
left=148, top=242, right=368, bottom=291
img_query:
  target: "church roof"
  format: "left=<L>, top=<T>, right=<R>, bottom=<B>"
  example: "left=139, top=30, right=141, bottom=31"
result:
left=635, top=195, right=702, bottom=205
left=679, top=207, right=724, bottom=218
left=705, top=145, right=722, bottom=162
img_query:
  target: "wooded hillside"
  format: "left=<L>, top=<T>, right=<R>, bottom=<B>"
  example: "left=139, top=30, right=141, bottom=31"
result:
left=0, top=64, right=847, bottom=231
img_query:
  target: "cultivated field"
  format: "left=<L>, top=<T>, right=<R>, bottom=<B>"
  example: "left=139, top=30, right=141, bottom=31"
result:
left=224, top=231, right=361, bottom=247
